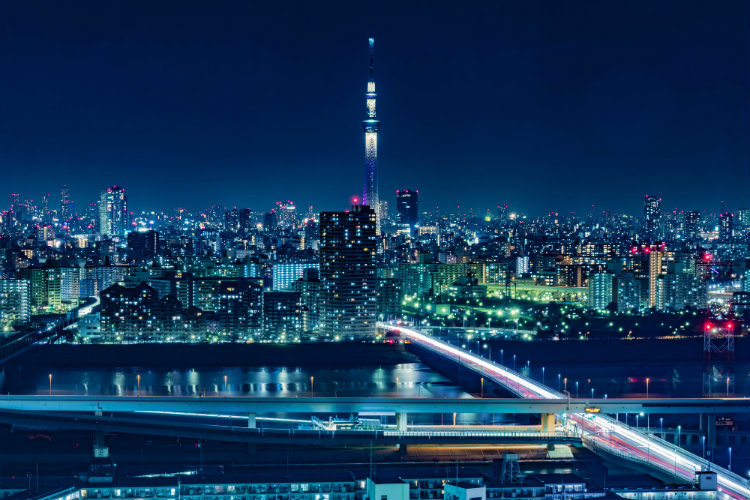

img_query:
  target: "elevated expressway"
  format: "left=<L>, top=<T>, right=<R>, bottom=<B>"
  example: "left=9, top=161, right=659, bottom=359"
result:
left=378, top=322, right=750, bottom=500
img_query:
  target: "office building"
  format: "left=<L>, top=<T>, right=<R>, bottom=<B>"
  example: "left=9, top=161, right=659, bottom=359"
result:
left=643, top=195, right=661, bottom=240
left=684, top=210, right=701, bottom=240
left=99, top=185, right=128, bottom=238
left=127, top=230, right=159, bottom=263
left=396, top=189, right=418, bottom=235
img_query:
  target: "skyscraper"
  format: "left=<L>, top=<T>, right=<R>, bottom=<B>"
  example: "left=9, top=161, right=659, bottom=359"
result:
left=719, top=212, right=734, bottom=243
left=396, top=189, right=418, bottom=234
left=646, top=244, right=665, bottom=308
left=99, top=185, right=128, bottom=238
left=684, top=210, right=701, bottom=240
left=362, top=38, right=380, bottom=231
left=60, top=185, right=74, bottom=222
left=643, top=195, right=661, bottom=240
left=320, top=205, right=377, bottom=339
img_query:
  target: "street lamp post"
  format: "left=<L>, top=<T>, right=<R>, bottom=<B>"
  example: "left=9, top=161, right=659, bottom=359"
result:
left=677, top=425, right=682, bottom=447
left=310, top=376, right=314, bottom=397
left=500, top=349, right=504, bottom=366
left=702, top=435, right=706, bottom=459
left=728, top=446, right=732, bottom=471
left=48, top=373, right=52, bottom=396
left=646, top=377, right=650, bottom=399
left=513, top=354, right=516, bottom=371
left=575, top=381, right=579, bottom=398
left=660, top=417, right=664, bottom=435
left=557, top=374, right=561, bottom=392
left=542, top=366, right=545, bottom=386
left=224, top=375, right=228, bottom=393
left=137, top=374, right=141, bottom=396
left=480, top=377, right=484, bottom=398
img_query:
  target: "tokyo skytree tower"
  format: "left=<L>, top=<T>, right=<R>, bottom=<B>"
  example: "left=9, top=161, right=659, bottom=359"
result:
left=362, top=37, right=380, bottom=231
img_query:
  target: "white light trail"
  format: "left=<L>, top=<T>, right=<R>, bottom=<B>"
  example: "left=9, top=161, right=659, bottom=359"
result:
left=383, top=323, right=750, bottom=500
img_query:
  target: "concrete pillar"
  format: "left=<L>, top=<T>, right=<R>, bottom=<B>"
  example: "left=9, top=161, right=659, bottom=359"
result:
left=706, top=414, right=716, bottom=448
left=396, top=412, right=408, bottom=432
left=247, top=413, right=257, bottom=429
left=93, top=410, right=109, bottom=458
left=541, top=413, right=555, bottom=433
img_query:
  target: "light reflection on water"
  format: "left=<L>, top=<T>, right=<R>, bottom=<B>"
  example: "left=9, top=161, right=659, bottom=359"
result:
left=9, top=362, right=520, bottom=424
left=15, top=363, right=474, bottom=400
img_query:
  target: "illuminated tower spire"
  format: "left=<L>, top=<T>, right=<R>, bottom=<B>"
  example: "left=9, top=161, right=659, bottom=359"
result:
left=362, top=37, right=380, bottom=231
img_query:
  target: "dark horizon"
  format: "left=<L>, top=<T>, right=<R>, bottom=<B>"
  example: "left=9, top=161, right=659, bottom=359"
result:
left=1, top=1, right=748, bottom=216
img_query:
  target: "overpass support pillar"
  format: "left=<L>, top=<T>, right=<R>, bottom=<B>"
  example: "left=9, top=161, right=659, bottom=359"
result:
left=93, top=410, right=109, bottom=459
left=541, top=413, right=555, bottom=433
left=248, top=413, right=257, bottom=429
left=396, top=412, right=408, bottom=432
left=704, top=414, right=716, bottom=448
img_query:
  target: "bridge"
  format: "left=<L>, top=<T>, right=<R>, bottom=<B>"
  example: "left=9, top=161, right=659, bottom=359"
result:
left=0, top=410, right=580, bottom=447
left=0, top=297, right=98, bottom=365
left=0, top=394, right=747, bottom=416
left=378, top=322, right=750, bottom=500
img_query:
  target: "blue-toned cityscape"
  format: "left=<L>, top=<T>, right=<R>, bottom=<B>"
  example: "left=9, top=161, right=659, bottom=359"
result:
left=0, top=3, right=749, bottom=500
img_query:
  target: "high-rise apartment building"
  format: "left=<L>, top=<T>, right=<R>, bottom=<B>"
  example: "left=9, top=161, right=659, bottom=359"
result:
left=272, top=262, right=319, bottom=291
left=320, top=205, right=377, bottom=339
left=0, top=279, right=30, bottom=332
left=588, top=272, right=615, bottom=310
left=646, top=244, right=665, bottom=308
left=99, top=186, right=128, bottom=238
left=643, top=195, right=661, bottom=240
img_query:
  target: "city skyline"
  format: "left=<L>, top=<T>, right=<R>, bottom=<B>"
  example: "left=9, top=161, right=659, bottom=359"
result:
left=0, top=2, right=747, bottom=215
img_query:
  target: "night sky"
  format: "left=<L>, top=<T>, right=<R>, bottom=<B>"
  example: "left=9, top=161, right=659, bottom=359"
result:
left=0, top=2, right=747, bottom=216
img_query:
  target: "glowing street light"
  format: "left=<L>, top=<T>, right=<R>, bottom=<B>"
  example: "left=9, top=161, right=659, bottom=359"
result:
left=137, top=374, right=141, bottom=396
left=224, top=374, right=228, bottom=393
left=480, top=377, right=484, bottom=397
left=310, top=376, right=314, bottom=397
left=48, top=373, right=52, bottom=396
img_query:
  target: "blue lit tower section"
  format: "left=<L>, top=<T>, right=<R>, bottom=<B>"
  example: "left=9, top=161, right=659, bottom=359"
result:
left=362, top=37, right=380, bottom=232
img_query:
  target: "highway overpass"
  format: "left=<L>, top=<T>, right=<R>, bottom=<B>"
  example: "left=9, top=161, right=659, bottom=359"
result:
left=0, top=409, right=580, bottom=447
left=0, top=394, right=748, bottom=415
left=378, top=322, right=750, bottom=500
